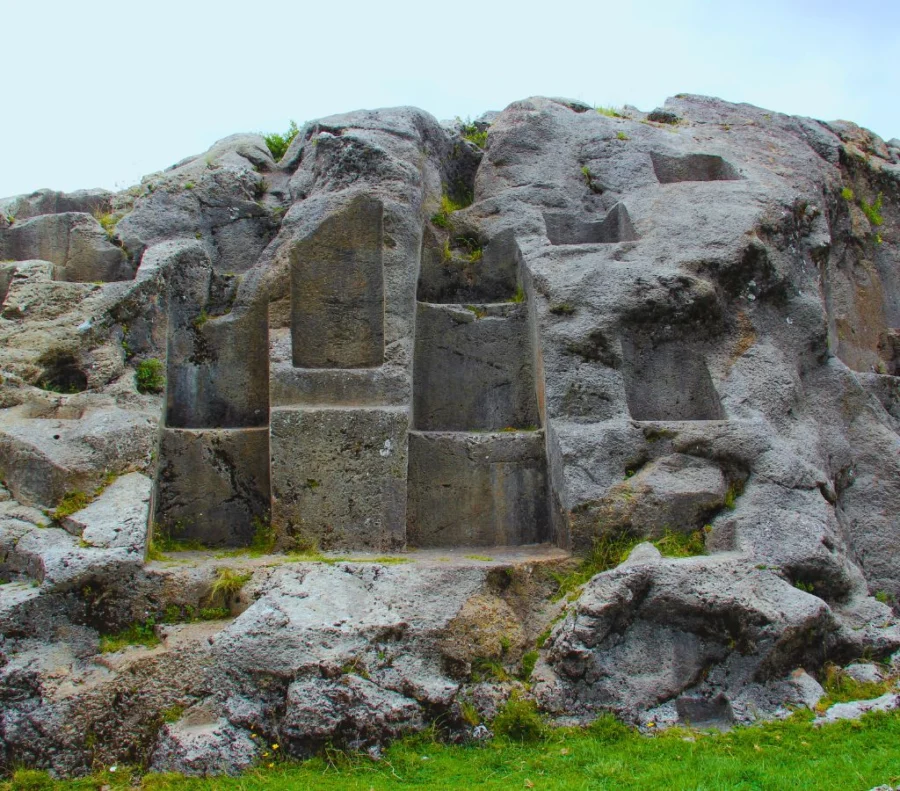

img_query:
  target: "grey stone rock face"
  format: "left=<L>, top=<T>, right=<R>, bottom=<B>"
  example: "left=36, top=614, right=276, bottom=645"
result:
left=151, top=713, right=260, bottom=776
left=0, top=212, right=130, bottom=282
left=1, top=92, right=900, bottom=775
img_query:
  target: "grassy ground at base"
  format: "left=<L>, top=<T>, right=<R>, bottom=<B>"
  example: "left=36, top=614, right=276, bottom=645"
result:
left=5, top=710, right=900, bottom=791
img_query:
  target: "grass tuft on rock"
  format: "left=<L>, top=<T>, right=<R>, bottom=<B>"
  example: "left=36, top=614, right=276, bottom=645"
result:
left=98, top=619, right=160, bottom=653
left=135, top=358, right=165, bottom=394
left=52, top=491, right=90, bottom=520
left=818, top=663, right=895, bottom=708
left=263, top=120, right=299, bottom=162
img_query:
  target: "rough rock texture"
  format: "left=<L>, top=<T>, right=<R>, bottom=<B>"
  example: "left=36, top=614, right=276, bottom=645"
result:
left=1, top=94, right=899, bottom=775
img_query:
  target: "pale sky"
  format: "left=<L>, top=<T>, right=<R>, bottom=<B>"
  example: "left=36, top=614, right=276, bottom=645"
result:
left=2, top=0, right=898, bottom=197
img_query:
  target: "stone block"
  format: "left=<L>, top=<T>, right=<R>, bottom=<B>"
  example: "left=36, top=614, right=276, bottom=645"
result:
left=413, top=302, right=539, bottom=431
left=270, top=406, right=408, bottom=551
left=154, top=427, right=271, bottom=547
left=290, top=195, right=384, bottom=368
left=406, top=430, right=549, bottom=547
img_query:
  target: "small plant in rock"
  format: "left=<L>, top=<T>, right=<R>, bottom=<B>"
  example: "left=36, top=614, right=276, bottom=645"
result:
left=263, top=120, right=300, bottom=162
left=460, top=700, right=481, bottom=726
left=135, top=358, right=165, bottom=394
left=550, top=303, right=576, bottom=316
left=860, top=192, right=884, bottom=227
left=875, top=590, right=892, bottom=604
left=616, top=131, right=630, bottom=141
left=192, top=309, right=210, bottom=329
left=249, top=516, right=276, bottom=555
left=596, top=105, right=624, bottom=118
left=161, top=704, right=186, bottom=723
left=209, top=567, right=252, bottom=604
left=457, top=117, right=488, bottom=148
left=52, top=491, right=90, bottom=520
left=654, top=528, right=706, bottom=558
left=493, top=692, right=547, bottom=742
left=511, top=284, right=526, bottom=303
left=519, top=649, right=539, bottom=680
left=841, top=187, right=855, bottom=201
left=92, top=207, right=120, bottom=240
left=724, top=479, right=744, bottom=509
left=431, top=194, right=466, bottom=229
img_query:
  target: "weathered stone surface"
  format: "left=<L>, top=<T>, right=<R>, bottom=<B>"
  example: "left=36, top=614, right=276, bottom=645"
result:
left=413, top=302, right=540, bottom=431
left=817, top=692, right=900, bottom=724
left=0, top=407, right=156, bottom=507
left=407, top=430, right=549, bottom=546
left=0, top=188, right=112, bottom=221
left=290, top=194, right=384, bottom=368
left=165, top=243, right=269, bottom=429
left=284, top=675, right=424, bottom=749
left=151, top=712, right=259, bottom=776
left=0, top=212, right=130, bottom=282
left=588, top=453, right=727, bottom=538
left=270, top=407, right=408, bottom=550
left=61, top=472, right=151, bottom=550
left=154, top=428, right=271, bottom=547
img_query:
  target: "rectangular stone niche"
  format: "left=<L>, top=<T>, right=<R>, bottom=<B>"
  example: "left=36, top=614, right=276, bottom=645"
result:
left=417, top=227, right=520, bottom=304
left=270, top=406, right=408, bottom=551
left=543, top=203, right=637, bottom=246
left=650, top=152, right=740, bottom=183
left=407, top=430, right=549, bottom=547
left=290, top=195, right=385, bottom=368
left=153, top=427, right=271, bottom=547
left=413, top=302, right=540, bottom=431
left=166, top=303, right=270, bottom=429
left=621, top=337, right=725, bottom=421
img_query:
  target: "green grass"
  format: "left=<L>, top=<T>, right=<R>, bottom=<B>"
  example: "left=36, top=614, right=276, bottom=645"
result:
left=457, top=117, right=488, bottom=148
left=550, top=528, right=708, bottom=602
left=263, top=120, right=300, bottom=162
left=817, top=663, right=895, bottom=709
left=51, top=491, right=90, bottom=520
left=135, top=358, right=165, bottom=394
left=616, top=131, right=629, bottom=141
left=596, top=105, right=624, bottom=118
left=209, top=567, right=252, bottom=602
left=9, top=710, right=900, bottom=790
left=92, top=207, right=120, bottom=240
left=841, top=186, right=855, bottom=201
left=860, top=192, right=884, bottom=227
left=161, top=604, right=230, bottom=624
left=431, top=194, right=467, bottom=229
left=465, top=554, right=494, bottom=562
left=98, top=619, right=160, bottom=653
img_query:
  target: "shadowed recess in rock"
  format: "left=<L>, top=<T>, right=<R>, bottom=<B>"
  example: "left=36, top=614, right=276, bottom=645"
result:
left=650, top=152, right=741, bottom=183
left=165, top=256, right=269, bottom=429
left=417, top=228, right=522, bottom=304
left=621, top=335, right=725, bottom=421
left=412, top=303, right=540, bottom=432
left=543, top=203, right=638, bottom=245
left=290, top=195, right=385, bottom=368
